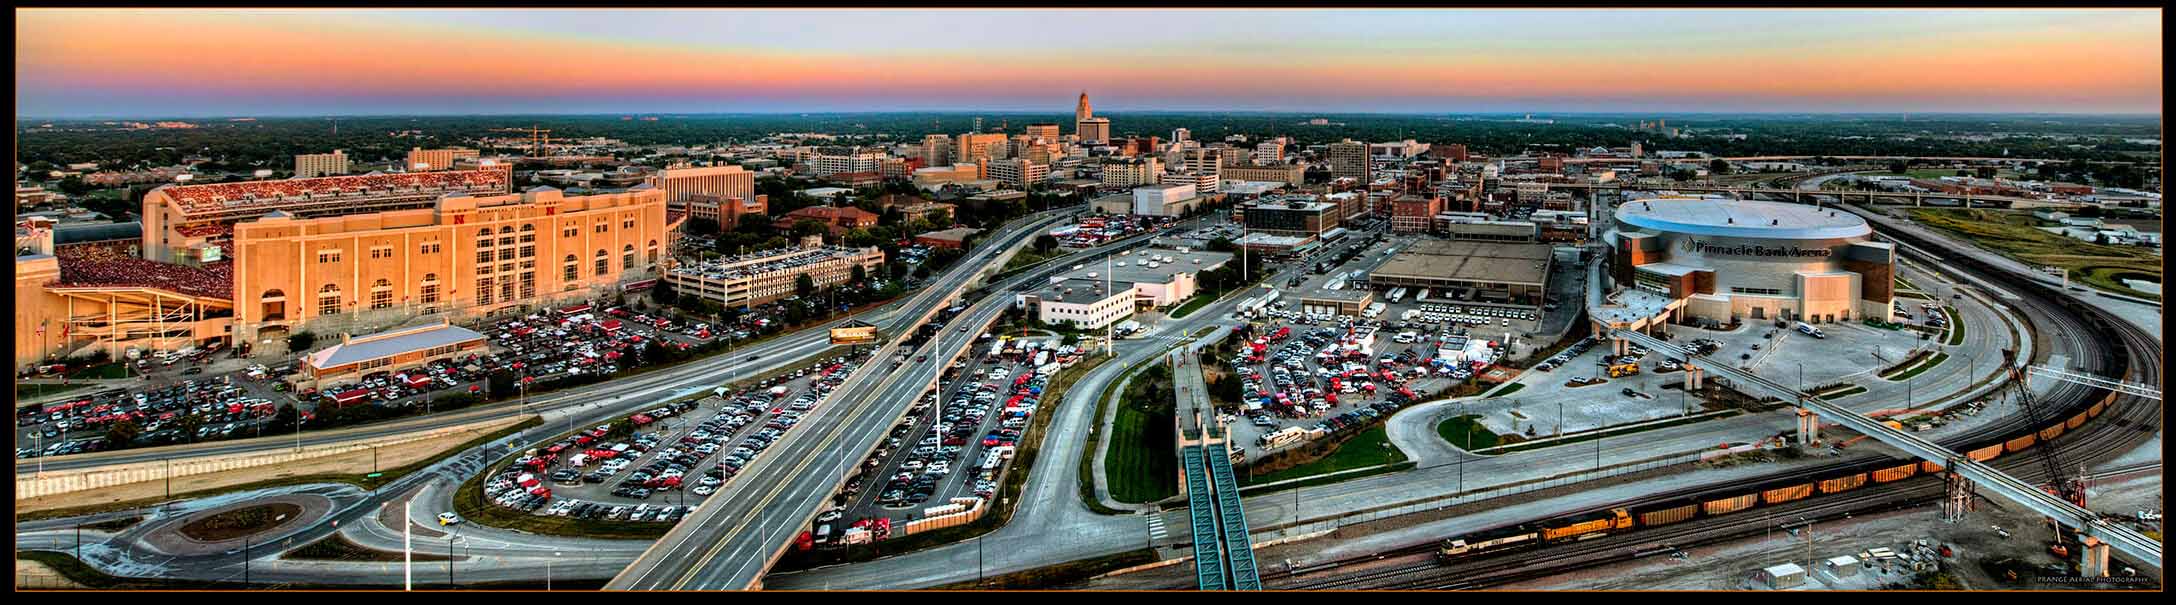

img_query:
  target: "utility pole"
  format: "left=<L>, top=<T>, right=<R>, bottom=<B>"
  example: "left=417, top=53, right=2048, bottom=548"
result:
left=404, top=500, right=413, bottom=591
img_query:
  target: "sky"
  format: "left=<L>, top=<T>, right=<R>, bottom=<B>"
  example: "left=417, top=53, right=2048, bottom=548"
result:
left=13, top=8, right=2163, bottom=118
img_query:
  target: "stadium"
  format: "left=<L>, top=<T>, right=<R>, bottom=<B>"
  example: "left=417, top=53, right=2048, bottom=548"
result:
left=1600, top=196, right=1896, bottom=328
left=16, top=167, right=674, bottom=367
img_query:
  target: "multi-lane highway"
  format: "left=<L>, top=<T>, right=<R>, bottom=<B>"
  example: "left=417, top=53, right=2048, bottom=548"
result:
left=610, top=212, right=1206, bottom=589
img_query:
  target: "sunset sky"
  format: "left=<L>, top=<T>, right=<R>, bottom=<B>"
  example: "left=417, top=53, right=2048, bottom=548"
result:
left=13, top=8, right=2163, bottom=117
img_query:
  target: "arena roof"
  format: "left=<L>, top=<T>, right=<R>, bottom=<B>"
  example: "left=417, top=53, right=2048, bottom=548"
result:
left=1614, top=197, right=1869, bottom=240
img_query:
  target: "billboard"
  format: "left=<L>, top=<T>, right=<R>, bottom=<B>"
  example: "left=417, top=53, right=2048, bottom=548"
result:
left=829, top=321, right=878, bottom=345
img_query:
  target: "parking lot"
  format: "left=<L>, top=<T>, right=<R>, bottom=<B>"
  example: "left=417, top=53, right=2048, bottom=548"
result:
left=472, top=349, right=873, bottom=525
left=820, top=332, right=1084, bottom=546
left=1215, top=317, right=1462, bottom=461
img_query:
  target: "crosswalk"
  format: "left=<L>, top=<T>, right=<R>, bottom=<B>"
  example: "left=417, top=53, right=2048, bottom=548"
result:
left=1145, top=513, right=1169, bottom=543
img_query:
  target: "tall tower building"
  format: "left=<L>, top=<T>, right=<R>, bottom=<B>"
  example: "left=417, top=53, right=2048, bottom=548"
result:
left=1076, top=91, right=1092, bottom=123
left=1328, top=139, right=1371, bottom=182
left=921, top=134, right=953, bottom=166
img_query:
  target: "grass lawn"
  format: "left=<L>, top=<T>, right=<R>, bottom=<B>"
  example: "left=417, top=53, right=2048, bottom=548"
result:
left=1483, top=382, right=1526, bottom=398
left=1436, top=414, right=1501, bottom=450
left=1240, top=424, right=1406, bottom=486
left=1488, top=411, right=1740, bottom=454
left=1103, top=363, right=1176, bottom=504
left=1167, top=295, right=1214, bottom=319
left=1817, top=385, right=1870, bottom=400
left=1884, top=352, right=1950, bottom=382
left=66, top=362, right=133, bottom=380
left=1907, top=208, right=2161, bottom=300
left=15, top=382, right=88, bottom=401
left=287, top=533, right=451, bottom=562
left=1002, top=248, right=1072, bottom=273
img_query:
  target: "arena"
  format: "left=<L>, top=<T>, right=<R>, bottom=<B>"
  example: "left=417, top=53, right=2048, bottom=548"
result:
left=1601, top=196, right=1895, bottom=328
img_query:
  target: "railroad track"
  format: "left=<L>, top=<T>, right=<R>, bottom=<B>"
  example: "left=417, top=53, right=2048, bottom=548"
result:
left=1241, top=212, right=2165, bottom=590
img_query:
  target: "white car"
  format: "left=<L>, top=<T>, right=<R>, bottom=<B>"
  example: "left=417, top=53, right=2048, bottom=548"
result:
left=691, top=485, right=717, bottom=496
left=437, top=512, right=463, bottom=526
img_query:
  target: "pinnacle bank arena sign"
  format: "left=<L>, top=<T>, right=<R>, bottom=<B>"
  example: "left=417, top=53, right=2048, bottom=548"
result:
left=1681, top=239, right=1833, bottom=258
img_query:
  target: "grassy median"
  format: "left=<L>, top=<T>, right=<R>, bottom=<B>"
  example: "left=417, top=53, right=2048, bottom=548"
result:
left=1104, top=362, right=1178, bottom=504
left=1241, top=424, right=1407, bottom=486
left=1437, top=414, right=1502, bottom=450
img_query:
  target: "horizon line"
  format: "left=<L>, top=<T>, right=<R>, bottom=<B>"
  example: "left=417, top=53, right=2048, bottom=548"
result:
left=20, top=110, right=2165, bottom=122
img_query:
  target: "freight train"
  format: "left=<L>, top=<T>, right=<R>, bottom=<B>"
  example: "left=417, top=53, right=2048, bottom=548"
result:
left=1438, top=390, right=2120, bottom=563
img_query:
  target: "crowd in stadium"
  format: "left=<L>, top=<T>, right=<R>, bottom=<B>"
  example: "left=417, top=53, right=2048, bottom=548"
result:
left=55, top=245, right=234, bottom=299
left=163, top=169, right=510, bottom=215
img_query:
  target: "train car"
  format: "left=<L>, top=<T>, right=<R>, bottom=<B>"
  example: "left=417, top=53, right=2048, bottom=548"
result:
left=1818, top=473, right=1869, bottom=495
left=1538, top=508, right=1632, bottom=542
left=2066, top=411, right=2088, bottom=429
left=1761, top=483, right=1814, bottom=505
left=1872, top=463, right=1920, bottom=483
left=1438, top=525, right=1543, bottom=561
left=2004, top=434, right=2037, bottom=453
left=1702, top=494, right=1758, bottom=516
left=1635, top=503, right=1699, bottom=528
left=2088, top=401, right=2105, bottom=418
left=1967, top=444, right=2004, bottom=462
left=2039, top=424, right=2064, bottom=441
left=1920, top=460, right=1944, bottom=474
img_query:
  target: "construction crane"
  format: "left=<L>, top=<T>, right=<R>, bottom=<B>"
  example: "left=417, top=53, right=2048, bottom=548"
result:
left=490, top=126, right=553, bottom=155
left=1997, top=349, right=2085, bottom=510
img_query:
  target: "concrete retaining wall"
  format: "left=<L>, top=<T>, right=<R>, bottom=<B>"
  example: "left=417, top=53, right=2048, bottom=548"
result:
left=15, top=416, right=526, bottom=500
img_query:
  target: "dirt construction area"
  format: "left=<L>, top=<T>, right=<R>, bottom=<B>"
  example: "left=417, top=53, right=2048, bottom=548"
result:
left=17, top=416, right=527, bottom=516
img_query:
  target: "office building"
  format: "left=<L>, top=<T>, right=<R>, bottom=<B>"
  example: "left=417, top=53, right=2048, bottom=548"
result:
left=1100, top=157, right=1162, bottom=188
left=647, top=165, right=756, bottom=216
left=663, top=236, right=886, bottom=310
left=1328, top=139, right=1371, bottom=182
left=988, top=158, right=1050, bottom=189
left=406, top=147, right=479, bottom=172
left=921, top=134, right=954, bottom=166
left=294, top=150, right=350, bottom=178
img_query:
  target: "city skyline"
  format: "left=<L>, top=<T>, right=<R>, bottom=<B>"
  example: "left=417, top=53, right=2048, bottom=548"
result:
left=15, top=8, right=2164, bottom=118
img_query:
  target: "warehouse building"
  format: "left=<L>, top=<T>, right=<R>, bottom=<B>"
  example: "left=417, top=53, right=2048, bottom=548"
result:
left=1370, top=240, right=1554, bottom=307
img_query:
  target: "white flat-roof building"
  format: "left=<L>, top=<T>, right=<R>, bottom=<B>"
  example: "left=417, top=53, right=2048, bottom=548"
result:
left=1132, top=184, right=1199, bottom=217
left=1020, top=277, right=1134, bottom=330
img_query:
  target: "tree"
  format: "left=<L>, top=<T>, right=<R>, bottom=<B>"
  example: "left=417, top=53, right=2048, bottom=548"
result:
left=1974, top=166, right=1998, bottom=179
left=791, top=219, right=830, bottom=240
left=1708, top=158, right=1731, bottom=175
left=1034, top=234, right=1060, bottom=254
left=1888, top=160, right=1909, bottom=174
left=651, top=279, right=679, bottom=306
left=105, top=418, right=142, bottom=446
left=1206, top=236, right=1237, bottom=253
left=685, top=217, right=720, bottom=237
left=850, top=264, right=868, bottom=285
left=795, top=274, right=817, bottom=298
left=286, top=331, right=317, bottom=352
left=735, top=214, right=774, bottom=235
